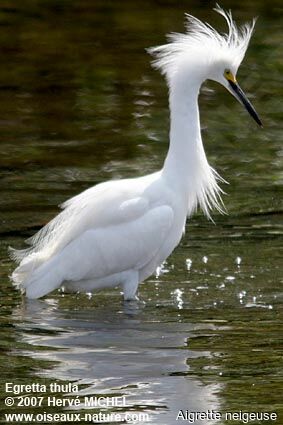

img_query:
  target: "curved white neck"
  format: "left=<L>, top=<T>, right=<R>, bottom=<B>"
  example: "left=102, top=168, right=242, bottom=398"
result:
left=162, top=73, right=222, bottom=217
left=164, top=79, right=203, bottom=175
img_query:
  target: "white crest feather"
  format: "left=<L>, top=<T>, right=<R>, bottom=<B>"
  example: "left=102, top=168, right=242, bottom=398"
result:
left=148, top=4, right=256, bottom=80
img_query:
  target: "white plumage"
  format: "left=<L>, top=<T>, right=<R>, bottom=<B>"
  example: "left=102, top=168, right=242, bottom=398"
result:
left=10, top=6, right=261, bottom=300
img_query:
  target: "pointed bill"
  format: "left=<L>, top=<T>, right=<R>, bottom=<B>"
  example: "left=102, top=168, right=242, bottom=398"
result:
left=228, top=80, right=262, bottom=127
left=225, top=72, right=262, bottom=127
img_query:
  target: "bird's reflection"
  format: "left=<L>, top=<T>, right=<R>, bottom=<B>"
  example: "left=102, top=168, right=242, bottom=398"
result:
left=12, top=297, right=221, bottom=424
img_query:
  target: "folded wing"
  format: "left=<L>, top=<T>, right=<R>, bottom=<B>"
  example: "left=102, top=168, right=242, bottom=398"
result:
left=11, top=176, right=174, bottom=298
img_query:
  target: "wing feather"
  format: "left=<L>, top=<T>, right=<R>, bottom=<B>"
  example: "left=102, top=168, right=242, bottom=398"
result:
left=55, top=204, right=174, bottom=282
left=24, top=204, right=174, bottom=293
left=11, top=178, right=149, bottom=264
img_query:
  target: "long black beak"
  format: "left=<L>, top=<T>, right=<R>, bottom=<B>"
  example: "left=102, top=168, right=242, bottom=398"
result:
left=228, top=80, right=262, bottom=127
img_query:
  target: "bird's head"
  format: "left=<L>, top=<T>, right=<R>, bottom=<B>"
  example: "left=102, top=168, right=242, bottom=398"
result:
left=148, top=5, right=262, bottom=126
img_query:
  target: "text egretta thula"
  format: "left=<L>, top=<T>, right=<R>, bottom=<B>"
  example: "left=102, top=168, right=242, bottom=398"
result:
left=10, top=6, right=262, bottom=301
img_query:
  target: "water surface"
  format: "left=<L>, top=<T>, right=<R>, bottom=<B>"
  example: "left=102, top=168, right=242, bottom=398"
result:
left=0, top=1, right=282, bottom=424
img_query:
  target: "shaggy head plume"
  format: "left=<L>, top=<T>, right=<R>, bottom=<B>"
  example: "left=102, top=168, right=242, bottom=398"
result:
left=148, top=5, right=256, bottom=82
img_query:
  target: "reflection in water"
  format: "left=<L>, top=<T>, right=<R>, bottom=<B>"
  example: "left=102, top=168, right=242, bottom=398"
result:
left=12, top=298, right=221, bottom=424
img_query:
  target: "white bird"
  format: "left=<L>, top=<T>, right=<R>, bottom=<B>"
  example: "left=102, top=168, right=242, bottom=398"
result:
left=10, top=6, right=262, bottom=301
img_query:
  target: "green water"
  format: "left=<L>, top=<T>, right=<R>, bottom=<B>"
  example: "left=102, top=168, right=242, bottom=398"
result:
left=0, top=1, right=282, bottom=424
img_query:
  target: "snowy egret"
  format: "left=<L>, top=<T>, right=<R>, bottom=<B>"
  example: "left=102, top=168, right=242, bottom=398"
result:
left=10, top=6, right=261, bottom=300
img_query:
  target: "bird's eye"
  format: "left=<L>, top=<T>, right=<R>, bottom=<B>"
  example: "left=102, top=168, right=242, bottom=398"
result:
left=224, top=69, right=235, bottom=81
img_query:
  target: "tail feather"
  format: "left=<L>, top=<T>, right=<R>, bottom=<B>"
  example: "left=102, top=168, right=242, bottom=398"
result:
left=11, top=254, right=63, bottom=299
left=24, top=270, right=62, bottom=299
left=9, top=246, right=33, bottom=263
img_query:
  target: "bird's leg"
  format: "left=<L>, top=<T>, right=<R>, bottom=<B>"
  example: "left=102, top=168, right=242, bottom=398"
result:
left=122, top=270, right=139, bottom=301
